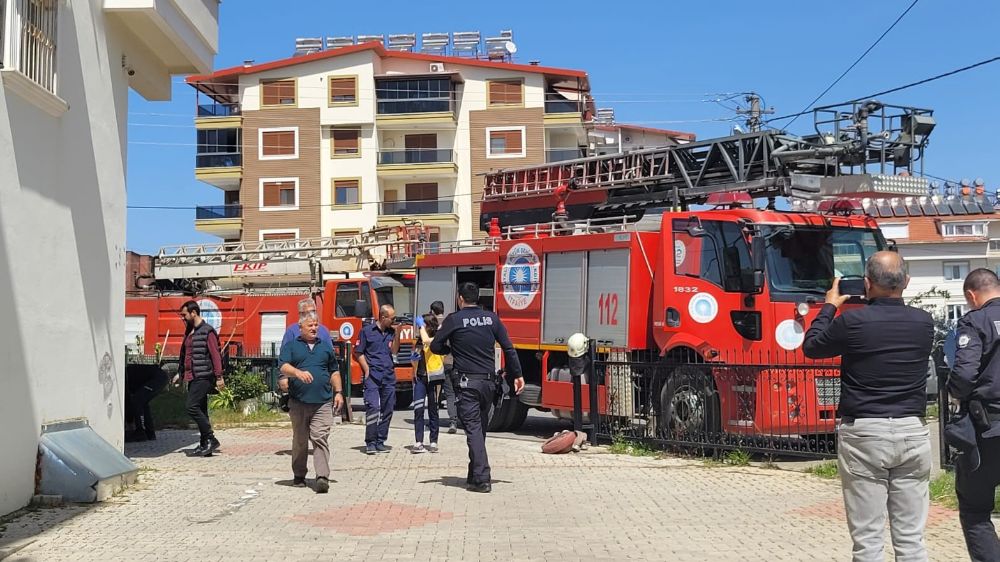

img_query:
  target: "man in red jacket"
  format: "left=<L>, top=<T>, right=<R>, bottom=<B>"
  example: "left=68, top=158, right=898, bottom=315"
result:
left=171, top=301, right=225, bottom=457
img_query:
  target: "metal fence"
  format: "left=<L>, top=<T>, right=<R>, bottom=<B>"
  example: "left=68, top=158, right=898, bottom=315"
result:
left=594, top=348, right=843, bottom=459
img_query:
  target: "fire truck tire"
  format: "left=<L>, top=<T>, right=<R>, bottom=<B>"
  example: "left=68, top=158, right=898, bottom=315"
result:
left=395, top=390, right=413, bottom=411
left=487, top=399, right=512, bottom=432
left=658, top=366, right=721, bottom=440
left=506, top=399, right=529, bottom=431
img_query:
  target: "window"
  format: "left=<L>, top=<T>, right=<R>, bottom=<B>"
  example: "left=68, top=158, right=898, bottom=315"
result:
left=259, top=313, right=287, bottom=355
left=259, top=229, right=299, bottom=241
left=942, top=222, right=986, bottom=237
left=486, top=127, right=526, bottom=158
left=947, top=304, right=967, bottom=325
left=335, top=283, right=360, bottom=317
left=328, top=76, right=358, bottom=105
left=261, top=79, right=296, bottom=106
left=879, top=223, right=909, bottom=240
left=488, top=79, right=523, bottom=106
left=332, top=229, right=361, bottom=239
left=1, top=0, right=58, bottom=95
left=673, top=220, right=752, bottom=292
left=944, top=261, right=970, bottom=281
left=989, top=239, right=1000, bottom=251
left=259, top=127, right=298, bottom=160
left=375, top=77, right=453, bottom=114
left=763, top=227, right=883, bottom=296
left=331, top=128, right=360, bottom=157
left=333, top=179, right=360, bottom=206
left=259, top=178, right=298, bottom=210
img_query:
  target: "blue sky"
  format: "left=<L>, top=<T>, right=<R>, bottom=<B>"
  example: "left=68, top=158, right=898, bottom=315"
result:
left=125, top=0, right=1000, bottom=254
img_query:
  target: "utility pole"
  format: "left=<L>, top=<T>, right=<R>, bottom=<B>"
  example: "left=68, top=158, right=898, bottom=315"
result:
left=736, top=92, right=774, bottom=132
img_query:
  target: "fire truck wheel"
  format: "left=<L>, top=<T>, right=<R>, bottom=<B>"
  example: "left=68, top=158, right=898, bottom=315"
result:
left=486, top=398, right=512, bottom=432
left=506, top=399, right=529, bottom=431
left=395, top=390, right=413, bottom=411
left=658, top=366, right=720, bottom=440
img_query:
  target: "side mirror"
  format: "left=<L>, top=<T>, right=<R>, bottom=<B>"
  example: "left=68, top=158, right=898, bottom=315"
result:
left=353, top=300, right=372, bottom=319
left=749, top=234, right=766, bottom=294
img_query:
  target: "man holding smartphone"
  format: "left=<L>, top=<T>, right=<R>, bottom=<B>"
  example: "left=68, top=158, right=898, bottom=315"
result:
left=803, top=251, right=935, bottom=561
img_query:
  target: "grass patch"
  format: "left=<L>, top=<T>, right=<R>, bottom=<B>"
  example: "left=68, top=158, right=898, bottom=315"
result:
left=930, top=471, right=959, bottom=509
left=926, top=403, right=939, bottom=419
left=724, top=449, right=752, bottom=467
left=806, top=460, right=840, bottom=479
left=149, top=386, right=286, bottom=429
left=608, top=436, right=659, bottom=457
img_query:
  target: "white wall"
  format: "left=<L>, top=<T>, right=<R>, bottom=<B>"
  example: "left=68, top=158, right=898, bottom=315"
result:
left=0, top=1, right=215, bottom=516
left=897, top=243, right=995, bottom=319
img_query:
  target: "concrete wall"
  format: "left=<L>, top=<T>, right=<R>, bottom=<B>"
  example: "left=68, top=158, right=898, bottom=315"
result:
left=0, top=0, right=216, bottom=516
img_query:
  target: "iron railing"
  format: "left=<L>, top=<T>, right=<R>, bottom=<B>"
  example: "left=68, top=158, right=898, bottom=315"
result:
left=1, top=0, right=58, bottom=94
left=195, top=152, right=242, bottom=168
left=378, top=148, right=454, bottom=165
left=544, top=98, right=584, bottom=114
left=376, top=97, right=454, bottom=115
left=380, top=200, right=454, bottom=215
left=196, top=204, right=242, bottom=220
left=593, top=348, right=843, bottom=459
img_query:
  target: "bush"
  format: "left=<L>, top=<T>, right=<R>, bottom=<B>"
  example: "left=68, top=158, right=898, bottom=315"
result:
left=209, top=361, right=268, bottom=411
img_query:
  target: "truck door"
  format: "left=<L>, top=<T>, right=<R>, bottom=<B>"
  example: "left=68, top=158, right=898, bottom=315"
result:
left=416, top=267, right=457, bottom=316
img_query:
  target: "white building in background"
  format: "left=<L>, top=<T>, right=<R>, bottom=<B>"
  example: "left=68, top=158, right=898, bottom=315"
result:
left=878, top=211, right=1000, bottom=322
left=0, top=0, right=219, bottom=515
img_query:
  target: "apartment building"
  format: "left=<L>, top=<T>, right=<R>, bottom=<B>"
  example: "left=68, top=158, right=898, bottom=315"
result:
left=188, top=36, right=593, bottom=244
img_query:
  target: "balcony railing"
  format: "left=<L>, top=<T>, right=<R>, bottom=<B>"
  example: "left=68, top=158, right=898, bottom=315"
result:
left=197, top=102, right=241, bottom=117
left=378, top=148, right=454, bottom=165
left=2, top=0, right=59, bottom=94
left=196, top=152, right=242, bottom=168
left=381, top=200, right=454, bottom=215
left=376, top=98, right=455, bottom=115
left=545, top=99, right=584, bottom=114
left=196, top=205, right=242, bottom=220
left=546, top=148, right=586, bottom=163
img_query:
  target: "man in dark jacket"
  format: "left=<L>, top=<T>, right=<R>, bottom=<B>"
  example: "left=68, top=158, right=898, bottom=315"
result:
left=803, top=251, right=934, bottom=562
left=171, top=300, right=225, bottom=457
left=950, top=268, right=1000, bottom=561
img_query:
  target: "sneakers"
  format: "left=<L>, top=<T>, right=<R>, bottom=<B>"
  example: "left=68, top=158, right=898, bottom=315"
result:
left=199, top=437, right=220, bottom=457
left=365, top=443, right=377, bottom=455
left=448, top=422, right=458, bottom=434
left=292, top=477, right=307, bottom=488
left=411, top=443, right=426, bottom=454
left=375, top=443, right=390, bottom=454
left=191, top=442, right=208, bottom=456
left=427, top=442, right=438, bottom=453
left=468, top=482, right=492, bottom=493
left=315, top=477, right=329, bottom=494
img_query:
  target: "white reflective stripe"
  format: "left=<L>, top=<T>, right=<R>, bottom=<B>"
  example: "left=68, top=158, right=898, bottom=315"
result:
left=732, top=385, right=756, bottom=393
left=727, top=420, right=754, bottom=427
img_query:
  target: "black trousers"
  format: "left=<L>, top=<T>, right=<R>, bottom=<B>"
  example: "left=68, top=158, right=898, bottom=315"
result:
left=956, top=431, right=1000, bottom=561
left=129, top=372, right=167, bottom=435
left=186, top=378, right=215, bottom=442
left=441, top=366, right=459, bottom=423
left=456, top=376, right=495, bottom=484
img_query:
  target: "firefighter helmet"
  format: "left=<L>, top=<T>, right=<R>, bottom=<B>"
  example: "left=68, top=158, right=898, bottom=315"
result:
left=567, top=332, right=589, bottom=358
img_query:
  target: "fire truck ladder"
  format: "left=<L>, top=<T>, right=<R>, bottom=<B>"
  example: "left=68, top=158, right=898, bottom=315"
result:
left=153, top=228, right=426, bottom=283
left=481, top=101, right=937, bottom=228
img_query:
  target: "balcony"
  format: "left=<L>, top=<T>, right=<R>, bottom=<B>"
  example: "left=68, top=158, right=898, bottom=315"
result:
left=194, top=205, right=242, bottom=238
left=196, top=102, right=242, bottom=129
left=194, top=152, right=242, bottom=190
left=544, top=97, right=586, bottom=126
left=376, top=149, right=457, bottom=177
left=546, top=148, right=586, bottom=163
left=375, top=77, right=457, bottom=127
left=378, top=200, right=458, bottom=226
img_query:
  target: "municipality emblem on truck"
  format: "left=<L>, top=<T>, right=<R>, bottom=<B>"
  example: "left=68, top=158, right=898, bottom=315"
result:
left=501, top=243, right=540, bottom=310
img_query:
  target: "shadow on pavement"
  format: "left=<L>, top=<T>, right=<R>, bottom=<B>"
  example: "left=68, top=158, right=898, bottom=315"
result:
left=124, top=431, right=201, bottom=459
left=274, top=478, right=338, bottom=488
left=418, top=477, right=513, bottom=489
left=0, top=503, right=96, bottom=557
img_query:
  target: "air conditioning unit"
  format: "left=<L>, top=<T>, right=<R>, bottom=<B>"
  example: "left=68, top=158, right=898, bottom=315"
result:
left=429, top=63, right=445, bottom=73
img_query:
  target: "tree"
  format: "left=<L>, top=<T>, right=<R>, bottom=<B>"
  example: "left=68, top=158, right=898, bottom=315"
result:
left=906, top=286, right=952, bottom=353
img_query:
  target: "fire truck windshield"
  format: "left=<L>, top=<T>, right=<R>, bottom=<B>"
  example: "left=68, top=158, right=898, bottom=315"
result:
left=764, top=226, right=884, bottom=296
left=372, top=276, right=415, bottom=317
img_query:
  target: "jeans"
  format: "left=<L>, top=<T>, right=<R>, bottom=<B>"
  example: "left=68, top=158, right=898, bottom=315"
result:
left=956, top=431, right=1000, bottom=562
left=441, top=366, right=459, bottom=423
left=288, top=400, right=334, bottom=479
left=838, top=417, right=931, bottom=562
left=413, top=375, right=441, bottom=444
left=186, top=378, right=216, bottom=443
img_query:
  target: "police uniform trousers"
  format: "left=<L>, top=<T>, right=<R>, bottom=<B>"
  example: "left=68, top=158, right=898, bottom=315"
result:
left=363, top=372, right=395, bottom=445
left=956, top=428, right=1000, bottom=561
left=455, top=374, right=496, bottom=484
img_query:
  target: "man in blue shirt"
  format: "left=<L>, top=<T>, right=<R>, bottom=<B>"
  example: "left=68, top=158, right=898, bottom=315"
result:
left=355, top=304, right=400, bottom=455
left=281, top=298, right=332, bottom=349
left=278, top=312, right=344, bottom=494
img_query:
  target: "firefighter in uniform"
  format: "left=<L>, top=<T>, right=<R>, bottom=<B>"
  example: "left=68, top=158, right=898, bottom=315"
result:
left=430, top=282, right=523, bottom=493
left=950, top=268, right=1000, bottom=561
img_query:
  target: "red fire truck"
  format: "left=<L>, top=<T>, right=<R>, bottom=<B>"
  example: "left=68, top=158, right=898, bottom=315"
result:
left=414, top=101, right=975, bottom=435
left=125, top=226, right=432, bottom=400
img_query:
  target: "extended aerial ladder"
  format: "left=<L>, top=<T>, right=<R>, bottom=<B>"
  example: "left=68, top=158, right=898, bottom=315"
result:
left=151, top=224, right=433, bottom=293
left=479, top=100, right=993, bottom=229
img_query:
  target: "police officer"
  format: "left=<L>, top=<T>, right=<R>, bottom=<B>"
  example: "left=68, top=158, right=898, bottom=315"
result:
left=950, top=268, right=1000, bottom=561
left=430, top=282, right=523, bottom=493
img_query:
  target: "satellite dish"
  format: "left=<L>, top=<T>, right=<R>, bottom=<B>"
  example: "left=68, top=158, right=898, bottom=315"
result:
left=504, top=41, right=517, bottom=54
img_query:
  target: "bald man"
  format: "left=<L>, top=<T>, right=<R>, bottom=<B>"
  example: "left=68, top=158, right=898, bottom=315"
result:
left=804, top=251, right=934, bottom=562
left=355, top=304, right=401, bottom=455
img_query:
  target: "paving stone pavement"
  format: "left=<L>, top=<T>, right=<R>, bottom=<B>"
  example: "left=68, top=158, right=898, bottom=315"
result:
left=0, top=421, right=973, bottom=561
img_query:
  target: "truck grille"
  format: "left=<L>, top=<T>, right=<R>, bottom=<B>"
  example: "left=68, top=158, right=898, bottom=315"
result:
left=396, top=342, right=414, bottom=365
left=815, top=377, right=841, bottom=407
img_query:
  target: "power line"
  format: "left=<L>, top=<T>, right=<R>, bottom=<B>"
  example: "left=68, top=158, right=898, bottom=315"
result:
left=779, top=0, right=920, bottom=128
left=766, top=55, right=1000, bottom=124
